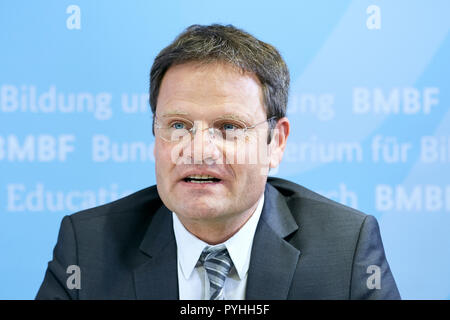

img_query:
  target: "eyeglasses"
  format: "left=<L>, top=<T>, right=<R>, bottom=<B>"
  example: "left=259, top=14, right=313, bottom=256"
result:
left=154, top=115, right=276, bottom=143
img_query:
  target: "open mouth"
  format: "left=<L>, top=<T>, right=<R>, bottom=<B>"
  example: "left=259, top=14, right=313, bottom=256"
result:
left=183, top=174, right=222, bottom=184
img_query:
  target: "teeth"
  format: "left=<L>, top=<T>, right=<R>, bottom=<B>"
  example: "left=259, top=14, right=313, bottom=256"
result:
left=190, top=180, right=214, bottom=184
left=187, top=174, right=216, bottom=179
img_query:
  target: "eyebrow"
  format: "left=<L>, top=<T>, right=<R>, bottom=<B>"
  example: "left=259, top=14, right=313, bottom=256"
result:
left=160, top=111, right=190, bottom=117
left=161, top=111, right=250, bottom=121
left=215, top=114, right=251, bottom=124
left=160, top=112, right=250, bottom=122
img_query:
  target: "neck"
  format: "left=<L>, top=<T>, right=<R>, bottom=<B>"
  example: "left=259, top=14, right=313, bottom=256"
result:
left=177, top=200, right=261, bottom=245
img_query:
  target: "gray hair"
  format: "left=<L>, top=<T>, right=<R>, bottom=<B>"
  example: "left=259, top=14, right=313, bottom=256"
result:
left=149, top=24, right=290, bottom=143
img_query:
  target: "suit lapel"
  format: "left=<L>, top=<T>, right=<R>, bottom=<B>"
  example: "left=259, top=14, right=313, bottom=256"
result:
left=133, top=204, right=179, bottom=300
left=245, top=183, right=301, bottom=300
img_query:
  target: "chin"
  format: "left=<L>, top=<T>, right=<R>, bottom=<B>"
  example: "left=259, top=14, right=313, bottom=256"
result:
left=179, top=202, right=225, bottom=220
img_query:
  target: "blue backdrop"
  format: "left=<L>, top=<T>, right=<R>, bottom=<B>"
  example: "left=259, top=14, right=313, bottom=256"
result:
left=1, top=0, right=449, bottom=299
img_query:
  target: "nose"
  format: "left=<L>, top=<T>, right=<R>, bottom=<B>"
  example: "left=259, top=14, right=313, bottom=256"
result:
left=191, top=121, right=221, bottom=164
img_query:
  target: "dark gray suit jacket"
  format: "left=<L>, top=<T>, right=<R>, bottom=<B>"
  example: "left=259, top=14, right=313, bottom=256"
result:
left=36, top=177, right=400, bottom=299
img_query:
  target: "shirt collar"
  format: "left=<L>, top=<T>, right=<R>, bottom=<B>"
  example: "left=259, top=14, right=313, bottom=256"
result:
left=172, top=193, right=265, bottom=280
left=172, top=212, right=209, bottom=280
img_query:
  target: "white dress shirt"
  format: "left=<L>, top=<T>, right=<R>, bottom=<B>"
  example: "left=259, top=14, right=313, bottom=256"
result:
left=172, top=193, right=264, bottom=300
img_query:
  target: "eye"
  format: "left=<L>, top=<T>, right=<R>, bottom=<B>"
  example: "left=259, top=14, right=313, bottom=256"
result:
left=216, top=121, right=246, bottom=132
left=173, top=122, right=185, bottom=129
left=223, top=123, right=237, bottom=131
left=169, top=121, right=190, bottom=130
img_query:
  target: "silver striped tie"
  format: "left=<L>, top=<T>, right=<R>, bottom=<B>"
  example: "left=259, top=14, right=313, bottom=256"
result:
left=198, top=245, right=233, bottom=300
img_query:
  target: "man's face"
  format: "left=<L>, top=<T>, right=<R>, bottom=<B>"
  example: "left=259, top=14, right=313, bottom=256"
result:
left=153, top=62, right=283, bottom=227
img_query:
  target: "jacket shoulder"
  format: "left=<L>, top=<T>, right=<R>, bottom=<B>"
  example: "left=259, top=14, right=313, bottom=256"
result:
left=267, top=176, right=367, bottom=223
left=267, top=178, right=400, bottom=299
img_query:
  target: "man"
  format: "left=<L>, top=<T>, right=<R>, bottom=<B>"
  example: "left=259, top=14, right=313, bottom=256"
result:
left=36, top=24, right=400, bottom=299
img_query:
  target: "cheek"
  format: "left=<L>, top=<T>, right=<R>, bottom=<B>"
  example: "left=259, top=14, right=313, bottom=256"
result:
left=155, top=140, right=173, bottom=161
left=233, top=164, right=265, bottom=188
left=224, top=139, right=270, bottom=166
left=154, top=143, right=173, bottom=180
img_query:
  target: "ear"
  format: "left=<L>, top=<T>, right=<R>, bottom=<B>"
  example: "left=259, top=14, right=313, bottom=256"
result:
left=268, top=117, right=290, bottom=169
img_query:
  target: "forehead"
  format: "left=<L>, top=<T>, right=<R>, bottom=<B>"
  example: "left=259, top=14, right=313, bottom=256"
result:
left=156, top=62, right=266, bottom=120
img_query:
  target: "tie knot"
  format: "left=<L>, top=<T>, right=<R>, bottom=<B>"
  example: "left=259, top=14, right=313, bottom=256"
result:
left=199, top=244, right=230, bottom=264
left=198, top=244, right=233, bottom=300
